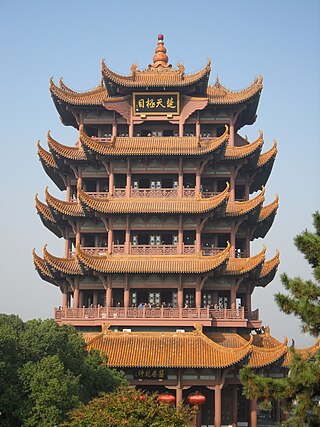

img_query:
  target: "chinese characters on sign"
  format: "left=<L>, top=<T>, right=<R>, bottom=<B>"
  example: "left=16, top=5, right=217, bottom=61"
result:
left=133, top=93, right=180, bottom=115
left=134, top=368, right=167, bottom=380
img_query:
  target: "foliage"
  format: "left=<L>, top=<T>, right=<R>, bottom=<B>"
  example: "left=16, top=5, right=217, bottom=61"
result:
left=275, top=211, right=320, bottom=337
left=240, top=211, right=320, bottom=426
left=0, top=316, right=127, bottom=427
left=61, top=386, right=195, bottom=427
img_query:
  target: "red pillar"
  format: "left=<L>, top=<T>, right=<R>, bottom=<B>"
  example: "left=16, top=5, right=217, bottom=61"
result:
left=250, top=398, right=257, bottom=427
left=230, top=284, right=236, bottom=310
left=214, top=385, right=221, bottom=427
left=74, top=279, right=79, bottom=309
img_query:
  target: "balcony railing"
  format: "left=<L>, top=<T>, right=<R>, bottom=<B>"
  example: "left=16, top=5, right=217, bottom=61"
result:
left=70, top=246, right=226, bottom=257
left=55, top=306, right=259, bottom=322
left=85, top=188, right=199, bottom=199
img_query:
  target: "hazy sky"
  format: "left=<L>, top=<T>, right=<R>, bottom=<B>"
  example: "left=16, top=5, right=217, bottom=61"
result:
left=0, top=0, right=319, bottom=347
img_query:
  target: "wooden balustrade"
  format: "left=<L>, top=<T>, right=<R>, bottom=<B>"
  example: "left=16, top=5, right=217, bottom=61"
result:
left=70, top=246, right=226, bottom=257
left=55, top=306, right=259, bottom=322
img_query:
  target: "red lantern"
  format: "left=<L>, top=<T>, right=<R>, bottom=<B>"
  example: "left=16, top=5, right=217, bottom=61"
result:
left=187, top=392, right=206, bottom=406
left=139, top=394, right=146, bottom=401
left=158, top=393, right=176, bottom=404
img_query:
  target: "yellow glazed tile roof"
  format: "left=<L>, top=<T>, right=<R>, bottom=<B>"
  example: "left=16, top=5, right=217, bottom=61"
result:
left=257, top=140, right=277, bottom=167
left=258, top=195, right=279, bottom=222
left=50, top=74, right=262, bottom=106
left=37, top=141, right=58, bottom=169
left=85, top=326, right=317, bottom=370
left=259, top=250, right=280, bottom=278
left=35, top=194, right=56, bottom=223
left=47, top=131, right=87, bottom=161
left=50, top=78, right=109, bottom=105
left=78, top=185, right=229, bottom=214
left=46, top=188, right=84, bottom=217
left=86, top=324, right=252, bottom=368
left=249, top=342, right=288, bottom=368
left=79, top=125, right=229, bottom=157
left=32, top=248, right=55, bottom=280
left=37, top=244, right=230, bottom=275
left=43, top=245, right=83, bottom=275
left=226, top=187, right=265, bottom=216
left=75, top=244, right=230, bottom=274
left=41, top=186, right=267, bottom=219
left=101, top=59, right=211, bottom=88
left=226, top=246, right=266, bottom=275
left=207, top=76, right=263, bottom=105
left=34, top=245, right=274, bottom=277
left=282, top=341, right=319, bottom=368
left=225, top=131, right=263, bottom=160
left=43, top=128, right=268, bottom=161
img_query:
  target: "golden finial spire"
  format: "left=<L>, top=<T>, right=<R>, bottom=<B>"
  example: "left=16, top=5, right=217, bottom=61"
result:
left=149, top=34, right=171, bottom=68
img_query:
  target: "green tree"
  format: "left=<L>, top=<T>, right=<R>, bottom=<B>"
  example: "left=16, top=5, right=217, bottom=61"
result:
left=61, top=386, right=194, bottom=427
left=0, top=316, right=127, bottom=427
left=240, top=211, right=320, bottom=426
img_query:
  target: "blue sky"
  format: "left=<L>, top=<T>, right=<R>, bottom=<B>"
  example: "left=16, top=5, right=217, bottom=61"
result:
left=0, top=0, right=319, bottom=347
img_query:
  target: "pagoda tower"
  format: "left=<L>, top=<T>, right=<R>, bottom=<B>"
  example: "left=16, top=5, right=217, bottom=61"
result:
left=33, top=35, right=312, bottom=426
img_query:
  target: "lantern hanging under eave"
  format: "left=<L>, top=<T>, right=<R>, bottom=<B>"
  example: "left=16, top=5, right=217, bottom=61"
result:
left=187, top=392, right=206, bottom=406
left=158, top=393, right=176, bottom=404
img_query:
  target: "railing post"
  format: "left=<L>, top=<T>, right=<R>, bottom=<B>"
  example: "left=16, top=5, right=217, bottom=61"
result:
left=241, top=306, right=245, bottom=319
left=143, top=307, right=145, bottom=318
left=207, top=306, right=209, bottom=318
left=224, top=307, right=227, bottom=319
left=97, top=305, right=100, bottom=318
left=82, top=306, right=85, bottom=318
left=161, top=307, right=164, bottom=318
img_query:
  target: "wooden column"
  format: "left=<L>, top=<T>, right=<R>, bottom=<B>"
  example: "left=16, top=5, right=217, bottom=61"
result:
left=109, top=167, right=114, bottom=195
left=179, top=121, right=184, bottom=137
left=196, top=111, right=200, bottom=137
left=178, top=275, right=183, bottom=309
left=62, top=284, right=68, bottom=308
left=129, top=107, right=133, bottom=137
left=232, top=385, right=237, bottom=427
left=250, top=398, right=257, bottom=427
left=195, top=163, right=201, bottom=195
left=126, top=159, right=131, bottom=197
left=196, top=221, right=201, bottom=252
left=230, top=224, right=236, bottom=258
left=74, top=279, right=79, bottom=309
left=125, top=215, right=130, bottom=255
left=176, top=369, right=183, bottom=408
left=246, top=286, right=252, bottom=312
left=178, top=158, right=183, bottom=197
left=76, top=222, right=81, bottom=246
left=106, top=276, right=112, bottom=307
left=230, top=284, right=236, bottom=310
left=112, top=112, right=117, bottom=137
left=214, top=385, right=221, bottom=427
left=64, top=230, right=70, bottom=257
left=124, top=275, right=129, bottom=308
left=229, top=166, right=235, bottom=202
left=196, top=280, right=201, bottom=309
left=178, top=216, right=183, bottom=254
left=108, top=221, right=113, bottom=254
left=229, top=120, right=234, bottom=147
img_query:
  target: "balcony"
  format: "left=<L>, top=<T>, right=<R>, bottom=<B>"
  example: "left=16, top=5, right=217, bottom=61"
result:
left=71, top=246, right=227, bottom=256
left=54, top=306, right=261, bottom=328
left=85, top=188, right=221, bottom=199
